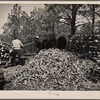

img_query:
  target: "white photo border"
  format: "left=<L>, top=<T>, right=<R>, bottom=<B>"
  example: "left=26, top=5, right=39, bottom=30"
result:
left=0, top=1, right=100, bottom=99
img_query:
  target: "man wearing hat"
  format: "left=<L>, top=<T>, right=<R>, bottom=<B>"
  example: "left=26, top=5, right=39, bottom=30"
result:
left=34, top=36, right=41, bottom=53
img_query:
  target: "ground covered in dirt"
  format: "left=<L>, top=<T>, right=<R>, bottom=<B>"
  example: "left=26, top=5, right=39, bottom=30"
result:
left=3, top=49, right=100, bottom=90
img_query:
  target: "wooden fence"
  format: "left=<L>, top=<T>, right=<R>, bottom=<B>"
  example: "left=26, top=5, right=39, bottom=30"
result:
left=69, top=35, right=100, bottom=63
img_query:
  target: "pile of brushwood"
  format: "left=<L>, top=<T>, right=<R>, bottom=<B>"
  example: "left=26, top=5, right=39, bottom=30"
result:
left=3, top=49, right=100, bottom=90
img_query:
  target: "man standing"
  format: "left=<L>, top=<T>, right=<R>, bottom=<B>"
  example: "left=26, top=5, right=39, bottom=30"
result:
left=34, top=36, right=41, bottom=53
left=10, top=36, right=24, bottom=66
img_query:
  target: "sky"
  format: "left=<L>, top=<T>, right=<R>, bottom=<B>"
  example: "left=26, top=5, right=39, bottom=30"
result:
left=0, top=4, right=45, bottom=34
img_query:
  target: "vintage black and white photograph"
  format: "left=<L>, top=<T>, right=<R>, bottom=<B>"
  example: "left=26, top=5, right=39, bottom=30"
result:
left=0, top=1, right=100, bottom=91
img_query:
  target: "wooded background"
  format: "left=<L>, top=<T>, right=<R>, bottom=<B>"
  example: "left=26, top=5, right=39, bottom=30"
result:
left=0, top=4, right=100, bottom=53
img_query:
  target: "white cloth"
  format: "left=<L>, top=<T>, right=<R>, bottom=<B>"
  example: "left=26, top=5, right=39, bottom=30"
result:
left=12, top=39, right=23, bottom=50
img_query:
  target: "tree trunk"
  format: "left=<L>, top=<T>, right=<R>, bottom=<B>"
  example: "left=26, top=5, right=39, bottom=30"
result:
left=92, top=4, right=95, bottom=35
left=71, top=18, right=76, bottom=36
left=71, top=5, right=77, bottom=36
left=67, top=5, right=77, bottom=50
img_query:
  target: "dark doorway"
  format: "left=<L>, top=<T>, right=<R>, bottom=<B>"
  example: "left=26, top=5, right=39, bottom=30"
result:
left=42, top=39, right=49, bottom=49
left=57, top=36, right=66, bottom=49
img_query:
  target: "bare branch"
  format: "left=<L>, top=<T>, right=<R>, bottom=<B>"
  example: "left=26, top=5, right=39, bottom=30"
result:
left=75, top=23, right=85, bottom=28
left=94, top=11, right=100, bottom=17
